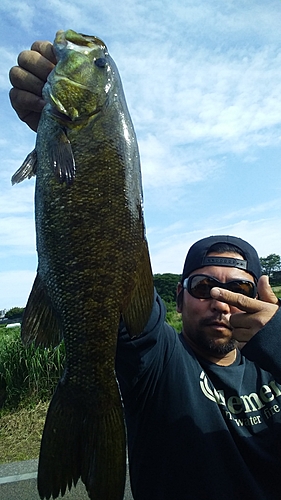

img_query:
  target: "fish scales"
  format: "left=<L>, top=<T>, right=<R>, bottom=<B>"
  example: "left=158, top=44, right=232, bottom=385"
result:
left=12, top=30, right=154, bottom=500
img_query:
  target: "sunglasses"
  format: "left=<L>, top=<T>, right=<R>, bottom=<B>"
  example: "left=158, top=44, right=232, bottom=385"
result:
left=183, top=274, right=257, bottom=299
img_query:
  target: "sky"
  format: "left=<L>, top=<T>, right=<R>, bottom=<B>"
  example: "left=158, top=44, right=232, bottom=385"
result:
left=1, top=0, right=281, bottom=310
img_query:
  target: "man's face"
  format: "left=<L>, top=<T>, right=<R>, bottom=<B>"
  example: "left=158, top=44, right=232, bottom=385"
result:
left=177, top=252, right=256, bottom=362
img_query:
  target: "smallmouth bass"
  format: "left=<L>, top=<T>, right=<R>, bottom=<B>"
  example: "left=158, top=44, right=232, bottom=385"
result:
left=12, top=29, right=154, bottom=500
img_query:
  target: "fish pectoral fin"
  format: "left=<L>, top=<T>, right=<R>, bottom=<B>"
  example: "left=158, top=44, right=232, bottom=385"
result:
left=21, top=273, right=62, bottom=348
left=11, top=149, right=37, bottom=185
left=122, top=240, right=154, bottom=338
left=49, top=131, right=76, bottom=185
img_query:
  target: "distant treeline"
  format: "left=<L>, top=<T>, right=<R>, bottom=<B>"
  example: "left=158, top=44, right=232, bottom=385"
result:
left=153, top=273, right=180, bottom=303
left=4, top=261, right=281, bottom=320
left=2, top=274, right=181, bottom=320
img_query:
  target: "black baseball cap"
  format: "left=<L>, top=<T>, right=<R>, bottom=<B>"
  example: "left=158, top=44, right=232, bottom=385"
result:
left=181, top=235, right=262, bottom=283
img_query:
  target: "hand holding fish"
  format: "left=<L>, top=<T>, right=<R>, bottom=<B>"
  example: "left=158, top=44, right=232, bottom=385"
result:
left=9, top=41, right=55, bottom=131
left=210, top=275, right=279, bottom=342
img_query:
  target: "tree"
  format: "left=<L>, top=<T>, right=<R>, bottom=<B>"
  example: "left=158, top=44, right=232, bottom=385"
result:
left=5, top=307, right=25, bottom=320
left=153, top=273, right=181, bottom=303
left=259, top=254, right=281, bottom=278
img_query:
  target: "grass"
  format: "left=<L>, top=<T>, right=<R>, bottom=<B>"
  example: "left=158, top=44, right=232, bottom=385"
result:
left=165, top=305, right=182, bottom=332
left=0, top=325, right=65, bottom=408
left=0, top=325, right=65, bottom=464
left=0, top=308, right=182, bottom=464
left=272, top=286, right=281, bottom=297
left=0, top=401, right=48, bottom=463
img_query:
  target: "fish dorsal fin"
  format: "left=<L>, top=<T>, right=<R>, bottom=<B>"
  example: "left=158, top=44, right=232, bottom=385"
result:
left=50, top=131, right=76, bottom=185
left=11, top=149, right=37, bottom=185
left=21, top=273, right=62, bottom=348
left=122, top=240, right=154, bottom=338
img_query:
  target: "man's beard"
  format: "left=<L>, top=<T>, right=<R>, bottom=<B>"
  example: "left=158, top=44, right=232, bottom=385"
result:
left=195, top=333, right=236, bottom=355
left=190, top=317, right=236, bottom=356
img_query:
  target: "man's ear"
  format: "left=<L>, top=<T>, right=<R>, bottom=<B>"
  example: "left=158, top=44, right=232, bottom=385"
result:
left=176, top=283, right=183, bottom=313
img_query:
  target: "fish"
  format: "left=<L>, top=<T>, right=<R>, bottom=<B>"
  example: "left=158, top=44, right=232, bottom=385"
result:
left=12, top=29, right=154, bottom=500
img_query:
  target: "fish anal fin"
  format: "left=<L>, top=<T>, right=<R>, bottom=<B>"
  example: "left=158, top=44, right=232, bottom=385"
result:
left=122, top=240, right=154, bottom=338
left=11, top=149, right=37, bottom=185
left=50, top=130, right=76, bottom=185
left=21, top=273, right=62, bottom=348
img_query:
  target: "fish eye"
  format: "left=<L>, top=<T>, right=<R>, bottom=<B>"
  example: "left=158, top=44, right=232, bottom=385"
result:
left=94, top=58, right=107, bottom=68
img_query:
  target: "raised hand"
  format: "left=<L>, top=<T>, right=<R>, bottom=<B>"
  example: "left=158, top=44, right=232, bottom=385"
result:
left=9, top=41, right=56, bottom=131
left=210, top=275, right=279, bottom=342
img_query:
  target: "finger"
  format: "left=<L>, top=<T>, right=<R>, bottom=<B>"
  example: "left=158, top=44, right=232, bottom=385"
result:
left=210, top=287, right=263, bottom=313
left=230, top=315, right=252, bottom=342
left=231, top=327, right=253, bottom=343
left=230, top=309, right=278, bottom=341
left=30, top=40, right=56, bottom=64
left=9, top=66, right=46, bottom=97
left=230, top=312, right=255, bottom=330
left=257, top=275, right=279, bottom=304
left=17, top=49, right=55, bottom=83
left=9, top=88, right=44, bottom=132
left=230, top=303, right=279, bottom=341
left=9, top=88, right=45, bottom=114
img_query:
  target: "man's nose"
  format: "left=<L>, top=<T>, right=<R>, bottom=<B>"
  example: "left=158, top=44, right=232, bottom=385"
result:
left=210, top=297, right=231, bottom=314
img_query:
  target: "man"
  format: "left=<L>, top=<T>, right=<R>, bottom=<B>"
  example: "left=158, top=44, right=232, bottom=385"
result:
left=9, top=42, right=281, bottom=499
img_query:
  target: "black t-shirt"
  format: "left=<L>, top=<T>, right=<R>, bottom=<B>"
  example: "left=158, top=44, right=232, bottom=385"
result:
left=116, top=291, right=281, bottom=500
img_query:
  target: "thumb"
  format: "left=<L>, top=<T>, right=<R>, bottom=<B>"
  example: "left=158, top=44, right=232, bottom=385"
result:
left=257, top=275, right=279, bottom=304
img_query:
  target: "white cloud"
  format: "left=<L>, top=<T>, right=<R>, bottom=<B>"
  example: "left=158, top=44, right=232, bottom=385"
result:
left=1, top=0, right=281, bottom=312
left=139, top=134, right=221, bottom=188
left=127, top=46, right=281, bottom=156
left=150, top=216, right=281, bottom=275
left=0, top=1, right=36, bottom=33
left=0, top=270, right=35, bottom=310
left=0, top=47, right=19, bottom=91
left=1, top=216, right=35, bottom=252
left=219, top=199, right=281, bottom=221
left=0, top=184, right=34, bottom=214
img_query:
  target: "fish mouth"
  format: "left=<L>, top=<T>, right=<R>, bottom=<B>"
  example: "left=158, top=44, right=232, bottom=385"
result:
left=48, top=107, right=72, bottom=121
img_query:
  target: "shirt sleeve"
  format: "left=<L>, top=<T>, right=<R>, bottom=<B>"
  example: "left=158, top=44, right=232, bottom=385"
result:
left=116, top=289, right=178, bottom=405
left=241, top=306, right=281, bottom=381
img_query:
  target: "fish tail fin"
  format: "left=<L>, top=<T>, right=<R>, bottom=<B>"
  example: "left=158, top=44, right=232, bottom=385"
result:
left=81, top=405, right=127, bottom=500
left=37, top=381, right=126, bottom=500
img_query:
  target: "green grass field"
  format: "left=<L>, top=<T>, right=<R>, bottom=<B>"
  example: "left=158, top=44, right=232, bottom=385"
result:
left=0, top=325, right=65, bottom=463
left=0, top=311, right=182, bottom=464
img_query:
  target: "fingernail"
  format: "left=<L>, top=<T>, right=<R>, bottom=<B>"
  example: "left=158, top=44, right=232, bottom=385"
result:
left=210, top=287, right=221, bottom=299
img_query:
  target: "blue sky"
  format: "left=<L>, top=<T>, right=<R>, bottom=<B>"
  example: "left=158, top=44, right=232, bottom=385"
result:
left=1, top=0, right=281, bottom=310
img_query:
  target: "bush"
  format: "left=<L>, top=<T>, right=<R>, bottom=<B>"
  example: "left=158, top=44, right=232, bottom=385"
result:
left=165, top=302, right=182, bottom=333
left=0, top=326, right=65, bottom=409
left=5, top=307, right=25, bottom=320
left=153, top=273, right=181, bottom=303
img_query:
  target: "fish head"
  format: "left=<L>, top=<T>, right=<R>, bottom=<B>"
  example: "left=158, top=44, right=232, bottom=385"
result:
left=43, top=29, right=118, bottom=123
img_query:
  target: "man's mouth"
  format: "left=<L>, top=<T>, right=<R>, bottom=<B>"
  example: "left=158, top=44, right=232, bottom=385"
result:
left=206, top=320, right=232, bottom=331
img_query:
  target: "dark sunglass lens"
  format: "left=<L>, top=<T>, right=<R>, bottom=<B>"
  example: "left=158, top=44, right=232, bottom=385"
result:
left=229, top=281, right=254, bottom=297
left=190, top=276, right=214, bottom=298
